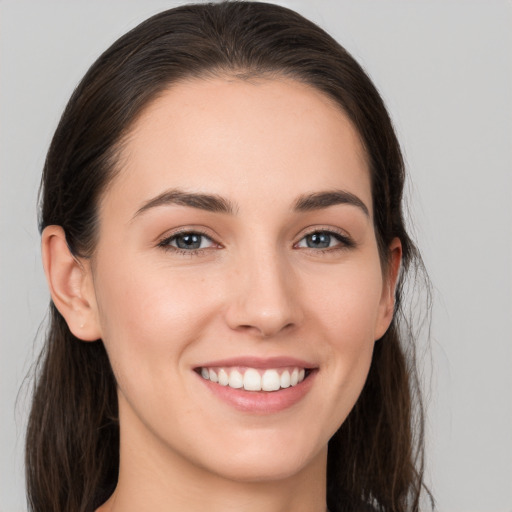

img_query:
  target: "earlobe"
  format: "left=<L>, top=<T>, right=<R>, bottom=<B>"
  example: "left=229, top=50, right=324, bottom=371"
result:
left=374, top=237, right=402, bottom=341
left=41, top=226, right=101, bottom=341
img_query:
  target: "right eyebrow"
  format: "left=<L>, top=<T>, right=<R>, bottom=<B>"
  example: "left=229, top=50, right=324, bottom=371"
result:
left=132, top=188, right=238, bottom=221
left=293, top=189, right=370, bottom=217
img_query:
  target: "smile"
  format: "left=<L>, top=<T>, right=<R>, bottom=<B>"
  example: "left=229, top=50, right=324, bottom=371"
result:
left=194, top=357, right=317, bottom=413
left=198, top=366, right=307, bottom=392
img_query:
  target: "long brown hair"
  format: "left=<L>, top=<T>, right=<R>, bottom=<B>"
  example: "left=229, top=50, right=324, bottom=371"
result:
left=27, top=2, right=432, bottom=511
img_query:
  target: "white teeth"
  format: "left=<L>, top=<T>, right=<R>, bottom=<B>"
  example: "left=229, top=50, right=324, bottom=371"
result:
left=218, top=368, right=229, bottom=386
left=280, top=370, right=291, bottom=388
left=199, top=366, right=310, bottom=391
left=228, top=369, right=243, bottom=389
left=243, top=368, right=261, bottom=391
left=261, top=369, right=280, bottom=391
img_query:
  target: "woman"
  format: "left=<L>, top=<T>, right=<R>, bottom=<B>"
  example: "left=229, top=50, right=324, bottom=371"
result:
left=27, top=2, right=432, bottom=511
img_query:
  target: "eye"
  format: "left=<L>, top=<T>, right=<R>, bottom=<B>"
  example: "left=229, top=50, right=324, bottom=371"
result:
left=295, top=230, right=353, bottom=250
left=159, top=231, right=216, bottom=251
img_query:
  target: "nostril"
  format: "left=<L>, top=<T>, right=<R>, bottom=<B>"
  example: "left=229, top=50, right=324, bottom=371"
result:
left=234, top=320, right=296, bottom=338
left=223, top=271, right=302, bottom=336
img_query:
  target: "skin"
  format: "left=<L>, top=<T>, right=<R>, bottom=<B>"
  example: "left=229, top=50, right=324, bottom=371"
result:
left=42, top=77, right=401, bottom=512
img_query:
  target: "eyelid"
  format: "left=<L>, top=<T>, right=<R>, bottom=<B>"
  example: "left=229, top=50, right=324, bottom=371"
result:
left=295, top=224, right=352, bottom=240
left=156, top=225, right=217, bottom=242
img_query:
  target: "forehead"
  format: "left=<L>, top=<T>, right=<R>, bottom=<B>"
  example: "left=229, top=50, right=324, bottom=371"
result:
left=103, top=76, right=371, bottom=218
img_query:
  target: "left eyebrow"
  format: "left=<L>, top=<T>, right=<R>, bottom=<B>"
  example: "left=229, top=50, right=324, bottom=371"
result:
left=293, top=190, right=370, bottom=217
left=132, top=188, right=238, bottom=220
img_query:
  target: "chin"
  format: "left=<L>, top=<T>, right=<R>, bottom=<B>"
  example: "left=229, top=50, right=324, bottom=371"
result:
left=204, top=448, right=324, bottom=484
left=184, top=425, right=329, bottom=484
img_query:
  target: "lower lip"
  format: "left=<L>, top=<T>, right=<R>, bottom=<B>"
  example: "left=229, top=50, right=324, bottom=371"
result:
left=197, top=371, right=316, bottom=414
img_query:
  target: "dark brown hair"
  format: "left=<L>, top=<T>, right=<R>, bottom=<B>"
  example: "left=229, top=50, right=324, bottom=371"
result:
left=27, top=2, right=432, bottom=511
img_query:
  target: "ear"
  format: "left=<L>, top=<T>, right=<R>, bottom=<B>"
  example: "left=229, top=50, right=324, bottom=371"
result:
left=374, top=237, right=402, bottom=341
left=41, top=225, right=101, bottom=341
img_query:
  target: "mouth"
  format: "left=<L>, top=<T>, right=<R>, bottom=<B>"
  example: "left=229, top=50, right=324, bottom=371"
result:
left=193, top=357, right=317, bottom=413
left=195, top=366, right=312, bottom=392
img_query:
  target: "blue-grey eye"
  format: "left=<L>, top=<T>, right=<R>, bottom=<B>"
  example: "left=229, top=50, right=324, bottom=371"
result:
left=297, top=231, right=346, bottom=249
left=167, top=233, right=214, bottom=250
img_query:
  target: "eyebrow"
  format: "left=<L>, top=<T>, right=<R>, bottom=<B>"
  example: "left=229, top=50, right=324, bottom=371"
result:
left=132, top=188, right=369, bottom=219
left=294, top=190, right=370, bottom=217
left=133, top=189, right=237, bottom=219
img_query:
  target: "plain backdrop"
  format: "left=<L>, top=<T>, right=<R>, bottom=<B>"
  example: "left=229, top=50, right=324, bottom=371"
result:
left=1, top=1, right=511, bottom=511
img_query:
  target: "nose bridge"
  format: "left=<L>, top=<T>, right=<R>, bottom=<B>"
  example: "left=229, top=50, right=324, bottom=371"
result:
left=226, top=240, right=301, bottom=337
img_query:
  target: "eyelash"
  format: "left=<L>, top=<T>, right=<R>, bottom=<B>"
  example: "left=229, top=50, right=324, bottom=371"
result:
left=295, top=228, right=355, bottom=253
left=157, top=228, right=355, bottom=256
left=157, top=229, right=217, bottom=256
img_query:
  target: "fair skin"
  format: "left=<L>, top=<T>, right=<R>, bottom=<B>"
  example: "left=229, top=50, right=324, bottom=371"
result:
left=42, top=77, right=401, bottom=512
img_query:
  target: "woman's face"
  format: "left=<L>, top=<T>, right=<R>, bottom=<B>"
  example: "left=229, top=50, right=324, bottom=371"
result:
left=85, top=77, right=398, bottom=483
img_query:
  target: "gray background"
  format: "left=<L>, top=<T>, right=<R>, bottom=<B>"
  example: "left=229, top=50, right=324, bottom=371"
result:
left=1, top=1, right=511, bottom=511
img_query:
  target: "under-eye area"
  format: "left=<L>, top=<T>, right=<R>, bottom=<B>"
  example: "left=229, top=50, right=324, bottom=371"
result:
left=195, top=366, right=315, bottom=392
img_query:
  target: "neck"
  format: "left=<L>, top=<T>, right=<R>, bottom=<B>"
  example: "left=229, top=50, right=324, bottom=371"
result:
left=97, top=401, right=327, bottom=512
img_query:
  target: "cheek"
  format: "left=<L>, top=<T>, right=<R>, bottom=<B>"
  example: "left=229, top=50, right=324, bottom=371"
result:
left=310, top=258, right=384, bottom=343
left=92, top=256, right=219, bottom=389
left=306, top=260, right=383, bottom=410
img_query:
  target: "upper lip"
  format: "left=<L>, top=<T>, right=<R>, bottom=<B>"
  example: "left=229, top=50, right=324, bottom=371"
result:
left=195, top=356, right=316, bottom=369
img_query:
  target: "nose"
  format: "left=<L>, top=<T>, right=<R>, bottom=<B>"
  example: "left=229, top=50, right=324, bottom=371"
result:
left=224, top=249, right=302, bottom=338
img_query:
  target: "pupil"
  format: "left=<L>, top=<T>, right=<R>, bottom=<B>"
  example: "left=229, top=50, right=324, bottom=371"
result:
left=177, top=234, right=201, bottom=249
left=307, top=233, right=330, bottom=248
